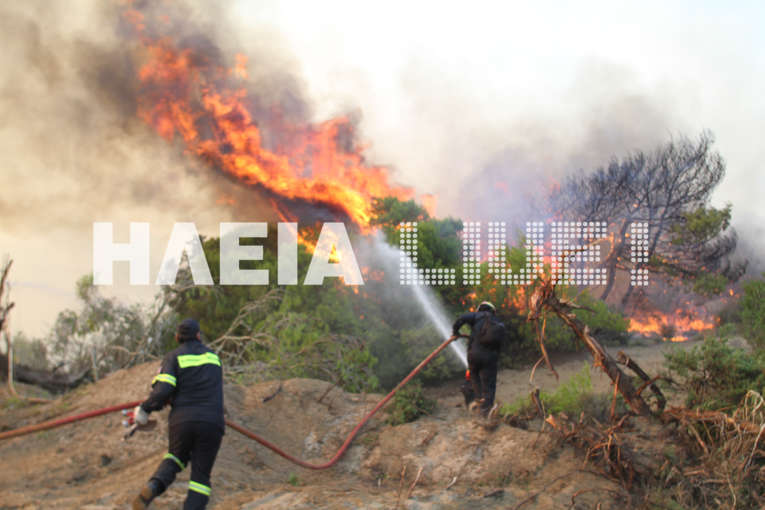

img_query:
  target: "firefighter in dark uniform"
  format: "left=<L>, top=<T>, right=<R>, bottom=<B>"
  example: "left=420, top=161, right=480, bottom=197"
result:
left=452, top=301, right=505, bottom=417
left=132, top=318, right=224, bottom=510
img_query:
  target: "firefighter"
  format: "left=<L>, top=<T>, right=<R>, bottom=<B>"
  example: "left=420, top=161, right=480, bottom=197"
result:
left=452, top=301, right=506, bottom=417
left=132, top=319, right=225, bottom=510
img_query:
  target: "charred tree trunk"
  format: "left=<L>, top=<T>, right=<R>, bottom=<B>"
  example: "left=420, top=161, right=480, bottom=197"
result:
left=600, top=219, right=631, bottom=302
left=617, top=351, right=666, bottom=411
left=0, top=353, right=89, bottom=393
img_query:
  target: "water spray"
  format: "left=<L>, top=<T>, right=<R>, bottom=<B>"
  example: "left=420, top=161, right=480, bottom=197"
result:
left=372, top=234, right=468, bottom=368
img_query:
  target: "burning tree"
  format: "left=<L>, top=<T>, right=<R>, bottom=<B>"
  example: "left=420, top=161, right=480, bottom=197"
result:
left=123, top=4, right=413, bottom=232
left=554, top=132, right=745, bottom=306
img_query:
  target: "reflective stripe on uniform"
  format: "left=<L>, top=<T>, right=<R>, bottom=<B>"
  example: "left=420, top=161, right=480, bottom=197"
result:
left=177, top=352, right=221, bottom=368
left=152, top=373, right=177, bottom=386
left=163, top=452, right=185, bottom=470
left=188, top=480, right=211, bottom=496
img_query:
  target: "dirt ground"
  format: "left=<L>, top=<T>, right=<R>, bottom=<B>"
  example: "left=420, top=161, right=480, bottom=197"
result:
left=0, top=339, right=698, bottom=509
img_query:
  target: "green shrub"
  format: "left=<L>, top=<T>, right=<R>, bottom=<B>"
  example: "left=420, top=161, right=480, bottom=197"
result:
left=739, top=275, right=765, bottom=350
left=717, top=300, right=741, bottom=326
left=572, top=291, right=630, bottom=346
left=9, top=332, right=49, bottom=370
left=517, top=315, right=579, bottom=352
left=386, top=380, right=435, bottom=425
left=542, top=363, right=593, bottom=415
left=693, top=273, right=729, bottom=296
left=400, top=326, right=463, bottom=385
left=245, top=311, right=379, bottom=393
left=500, top=363, right=620, bottom=420
left=499, top=395, right=534, bottom=418
left=334, top=342, right=379, bottom=393
left=664, top=335, right=765, bottom=410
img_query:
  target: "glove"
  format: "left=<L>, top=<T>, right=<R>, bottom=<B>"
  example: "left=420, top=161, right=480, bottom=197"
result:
left=133, top=405, right=149, bottom=426
left=452, top=320, right=463, bottom=337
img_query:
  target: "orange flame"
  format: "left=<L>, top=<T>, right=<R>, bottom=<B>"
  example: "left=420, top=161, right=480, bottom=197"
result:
left=420, top=194, right=437, bottom=217
left=361, top=266, right=385, bottom=282
left=507, top=286, right=527, bottom=311
left=628, top=308, right=716, bottom=342
left=124, top=8, right=413, bottom=230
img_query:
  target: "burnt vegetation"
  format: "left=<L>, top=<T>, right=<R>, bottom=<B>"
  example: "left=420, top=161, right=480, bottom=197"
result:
left=554, top=132, right=746, bottom=307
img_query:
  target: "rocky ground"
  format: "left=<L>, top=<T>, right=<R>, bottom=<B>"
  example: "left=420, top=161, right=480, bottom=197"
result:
left=0, top=339, right=699, bottom=509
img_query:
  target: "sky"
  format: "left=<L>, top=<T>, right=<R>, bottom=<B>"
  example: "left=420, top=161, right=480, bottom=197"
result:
left=1, top=0, right=763, bottom=337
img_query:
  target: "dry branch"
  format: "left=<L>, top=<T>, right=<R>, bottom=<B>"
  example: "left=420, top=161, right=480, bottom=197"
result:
left=659, top=391, right=765, bottom=508
left=617, top=351, right=666, bottom=411
left=663, top=406, right=763, bottom=435
left=1, top=259, right=16, bottom=395
left=527, top=272, right=651, bottom=415
left=406, top=465, right=424, bottom=499
left=546, top=412, right=638, bottom=489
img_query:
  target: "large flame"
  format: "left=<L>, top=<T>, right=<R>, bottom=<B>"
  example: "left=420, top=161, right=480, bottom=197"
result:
left=124, top=7, right=411, bottom=230
left=628, top=308, right=717, bottom=342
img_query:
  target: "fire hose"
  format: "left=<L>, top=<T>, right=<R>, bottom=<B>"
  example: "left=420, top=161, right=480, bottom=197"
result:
left=0, top=335, right=462, bottom=470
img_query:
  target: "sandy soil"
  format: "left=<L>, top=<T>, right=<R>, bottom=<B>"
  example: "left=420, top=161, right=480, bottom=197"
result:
left=0, top=339, right=698, bottom=509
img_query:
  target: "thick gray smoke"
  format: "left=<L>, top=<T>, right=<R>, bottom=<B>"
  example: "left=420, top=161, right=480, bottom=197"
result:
left=0, top=1, right=312, bottom=236
left=0, top=1, right=288, bottom=333
left=443, top=63, right=688, bottom=231
left=1, top=0, right=760, bottom=337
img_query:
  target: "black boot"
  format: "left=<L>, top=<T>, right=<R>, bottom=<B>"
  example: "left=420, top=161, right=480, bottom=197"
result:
left=460, top=380, right=475, bottom=407
left=132, top=479, right=164, bottom=510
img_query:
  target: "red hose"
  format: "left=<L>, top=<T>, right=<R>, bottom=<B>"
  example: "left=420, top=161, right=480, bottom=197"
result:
left=227, top=334, right=460, bottom=469
left=0, top=400, right=142, bottom=441
left=0, top=335, right=461, bottom=470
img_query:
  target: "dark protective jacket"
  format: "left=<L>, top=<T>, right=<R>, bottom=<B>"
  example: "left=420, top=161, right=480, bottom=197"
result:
left=140, top=339, right=225, bottom=432
left=452, top=311, right=506, bottom=352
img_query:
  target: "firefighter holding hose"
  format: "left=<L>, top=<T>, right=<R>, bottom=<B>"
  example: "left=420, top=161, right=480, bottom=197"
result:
left=452, top=301, right=506, bottom=417
left=132, top=319, right=225, bottom=510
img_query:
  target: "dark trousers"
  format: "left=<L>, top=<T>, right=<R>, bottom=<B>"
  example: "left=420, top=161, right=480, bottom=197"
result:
left=467, top=347, right=498, bottom=413
left=150, top=421, right=224, bottom=510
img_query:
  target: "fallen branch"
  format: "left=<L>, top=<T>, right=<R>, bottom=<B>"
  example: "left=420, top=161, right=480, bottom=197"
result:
left=663, top=407, right=763, bottom=435
left=531, top=389, right=545, bottom=421
left=527, top=271, right=651, bottom=416
left=533, top=314, right=558, bottom=381
left=406, top=465, right=423, bottom=499
left=263, top=383, right=283, bottom=403
left=394, top=464, right=407, bottom=510
left=658, top=392, right=765, bottom=508
left=617, top=351, right=666, bottom=411
left=546, top=412, right=637, bottom=489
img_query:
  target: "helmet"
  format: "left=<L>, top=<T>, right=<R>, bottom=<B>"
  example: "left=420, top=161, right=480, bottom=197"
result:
left=176, top=318, right=201, bottom=342
left=477, top=301, right=496, bottom=313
